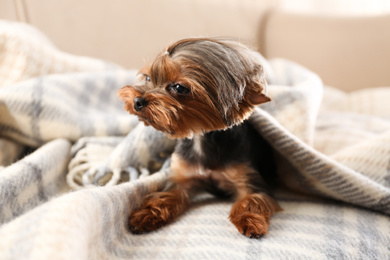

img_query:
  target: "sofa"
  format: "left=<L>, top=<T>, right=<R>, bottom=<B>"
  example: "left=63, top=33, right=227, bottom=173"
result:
left=1, top=1, right=389, bottom=259
left=2, top=0, right=390, bottom=91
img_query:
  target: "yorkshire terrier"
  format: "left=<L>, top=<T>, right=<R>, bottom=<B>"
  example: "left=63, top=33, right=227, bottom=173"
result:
left=119, top=38, right=281, bottom=238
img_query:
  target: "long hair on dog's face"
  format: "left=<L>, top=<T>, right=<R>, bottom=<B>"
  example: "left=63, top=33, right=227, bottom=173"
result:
left=119, top=38, right=270, bottom=139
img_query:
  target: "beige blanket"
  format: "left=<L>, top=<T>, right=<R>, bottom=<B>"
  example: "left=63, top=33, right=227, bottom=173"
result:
left=0, top=20, right=389, bottom=259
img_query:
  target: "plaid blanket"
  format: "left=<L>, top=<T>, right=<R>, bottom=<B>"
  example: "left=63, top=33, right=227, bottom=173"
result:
left=1, top=20, right=389, bottom=259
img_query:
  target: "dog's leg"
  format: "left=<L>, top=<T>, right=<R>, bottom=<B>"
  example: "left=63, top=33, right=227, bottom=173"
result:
left=129, top=154, right=197, bottom=234
left=223, top=166, right=281, bottom=238
left=229, top=192, right=280, bottom=238
left=129, top=184, right=190, bottom=234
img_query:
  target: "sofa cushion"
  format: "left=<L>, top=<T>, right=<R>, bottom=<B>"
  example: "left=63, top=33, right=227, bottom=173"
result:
left=264, top=12, right=390, bottom=91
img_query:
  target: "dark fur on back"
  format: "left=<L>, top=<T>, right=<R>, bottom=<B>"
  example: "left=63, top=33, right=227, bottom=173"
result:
left=175, top=119, right=277, bottom=197
left=176, top=120, right=276, bottom=183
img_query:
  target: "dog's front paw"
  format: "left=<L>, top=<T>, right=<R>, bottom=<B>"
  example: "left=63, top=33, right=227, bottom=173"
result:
left=229, top=194, right=280, bottom=238
left=229, top=211, right=269, bottom=238
left=129, top=190, right=188, bottom=234
left=129, top=203, right=168, bottom=234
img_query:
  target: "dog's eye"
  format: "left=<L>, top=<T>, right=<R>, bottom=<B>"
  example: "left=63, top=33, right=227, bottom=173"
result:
left=144, top=74, right=151, bottom=82
left=173, top=84, right=190, bottom=94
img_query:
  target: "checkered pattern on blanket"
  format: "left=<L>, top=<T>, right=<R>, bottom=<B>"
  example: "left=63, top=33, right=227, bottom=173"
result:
left=0, top=20, right=389, bottom=259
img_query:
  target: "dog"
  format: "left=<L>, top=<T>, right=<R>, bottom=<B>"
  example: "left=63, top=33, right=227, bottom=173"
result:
left=119, top=38, right=281, bottom=238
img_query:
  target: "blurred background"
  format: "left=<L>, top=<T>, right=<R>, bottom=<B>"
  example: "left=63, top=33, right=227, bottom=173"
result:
left=1, top=0, right=390, bottom=91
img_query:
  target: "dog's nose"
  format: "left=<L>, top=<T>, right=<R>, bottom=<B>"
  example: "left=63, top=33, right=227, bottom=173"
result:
left=133, top=97, right=148, bottom=112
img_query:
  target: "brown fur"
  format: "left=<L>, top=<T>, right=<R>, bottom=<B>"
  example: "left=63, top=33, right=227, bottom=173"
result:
left=119, top=38, right=269, bottom=139
left=171, top=154, right=281, bottom=238
left=129, top=188, right=189, bottom=234
left=170, top=153, right=254, bottom=195
left=229, top=194, right=281, bottom=238
left=119, top=38, right=279, bottom=238
left=130, top=153, right=281, bottom=238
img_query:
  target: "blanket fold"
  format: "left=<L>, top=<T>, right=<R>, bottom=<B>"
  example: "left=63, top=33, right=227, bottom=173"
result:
left=0, top=139, right=71, bottom=225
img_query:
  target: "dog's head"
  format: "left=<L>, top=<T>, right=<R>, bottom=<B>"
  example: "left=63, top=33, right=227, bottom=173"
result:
left=119, top=38, right=270, bottom=139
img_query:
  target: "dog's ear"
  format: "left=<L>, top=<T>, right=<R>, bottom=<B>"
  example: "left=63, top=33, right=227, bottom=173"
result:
left=247, top=91, right=271, bottom=105
left=245, top=77, right=271, bottom=105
